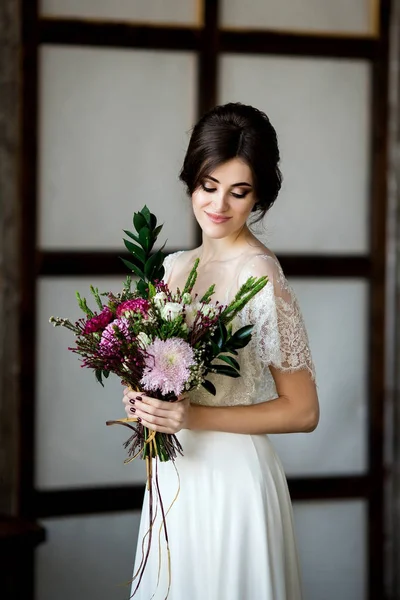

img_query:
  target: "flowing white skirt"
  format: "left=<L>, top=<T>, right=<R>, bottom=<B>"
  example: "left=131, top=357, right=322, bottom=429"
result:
left=131, top=429, right=302, bottom=600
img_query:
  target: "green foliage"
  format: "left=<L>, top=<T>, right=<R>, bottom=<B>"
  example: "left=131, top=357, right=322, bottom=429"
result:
left=120, top=206, right=166, bottom=297
left=90, top=286, right=104, bottom=311
left=201, top=379, right=216, bottom=396
left=182, top=258, right=199, bottom=294
left=199, top=284, right=215, bottom=303
left=157, top=315, right=189, bottom=341
left=221, top=276, right=268, bottom=323
left=76, top=292, right=94, bottom=317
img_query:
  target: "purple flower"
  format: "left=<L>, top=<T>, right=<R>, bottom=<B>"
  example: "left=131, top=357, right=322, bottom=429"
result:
left=140, top=338, right=195, bottom=396
left=99, top=317, right=131, bottom=356
left=84, top=307, right=114, bottom=334
left=116, top=299, right=150, bottom=318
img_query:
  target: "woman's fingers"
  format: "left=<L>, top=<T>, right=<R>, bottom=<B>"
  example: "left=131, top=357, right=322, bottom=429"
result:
left=121, top=390, right=190, bottom=432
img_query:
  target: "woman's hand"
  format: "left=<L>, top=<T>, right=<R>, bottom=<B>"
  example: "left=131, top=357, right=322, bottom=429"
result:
left=122, top=386, right=191, bottom=434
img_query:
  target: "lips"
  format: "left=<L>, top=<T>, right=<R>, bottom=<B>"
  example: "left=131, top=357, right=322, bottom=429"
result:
left=205, top=212, right=232, bottom=224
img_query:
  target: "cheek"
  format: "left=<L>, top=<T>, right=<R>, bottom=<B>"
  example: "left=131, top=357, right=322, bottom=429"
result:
left=237, top=198, right=256, bottom=219
left=192, top=189, right=210, bottom=211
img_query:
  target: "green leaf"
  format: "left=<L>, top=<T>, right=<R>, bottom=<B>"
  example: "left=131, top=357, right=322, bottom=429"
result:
left=137, top=279, right=148, bottom=297
left=120, top=258, right=145, bottom=279
left=148, top=282, right=156, bottom=298
left=219, top=321, right=228, bottom=344
left=210, top=340, right=221, bottom=356
left=144, top=251, right=164, bottom=279
left=150, top=213, right=157, bottom=229
left=103, top=370, right=110, bottom=379
left=123, top=229, right=141, bottom=244
left=123, top=239, right=146, bottom=263
left=153, top=224, right=163, bottom=238
left=231, top=325, right=253, bottom=342
left=139, top=227, right=152, bottom=253
left=141, top=206, right=151, bottom=226
left=227, top=335, right=252, bottom=350
left=213, top=365, right=241, bottom=378
left=218, top=354, right=240, bottom=371
left=95, top=369, right=104, bottom=387
left=228, top=325, right=254, bottom=348
left=202, top=380, right=216, bottom=396
left=133, top=211, right=148, bottom=232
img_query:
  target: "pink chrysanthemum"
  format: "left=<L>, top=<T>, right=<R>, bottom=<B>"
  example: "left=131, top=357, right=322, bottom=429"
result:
left=140, top=338, right=195, bottom=396
left=116, top=299, right=150, bottom=318
left=99, top=317, right=130, bottom=355
left=84, top=307, right=114, bottom=334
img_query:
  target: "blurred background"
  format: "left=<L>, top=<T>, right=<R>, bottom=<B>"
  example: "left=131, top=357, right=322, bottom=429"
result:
left=1, top=0, right=400, bottom=599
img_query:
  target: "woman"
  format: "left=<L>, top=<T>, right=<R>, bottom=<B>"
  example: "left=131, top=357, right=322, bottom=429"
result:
left=123, top=102, right=319, bottom=599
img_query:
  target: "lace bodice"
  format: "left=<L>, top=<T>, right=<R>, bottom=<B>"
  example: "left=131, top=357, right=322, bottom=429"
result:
left=163, top=251, right=315, bottom=407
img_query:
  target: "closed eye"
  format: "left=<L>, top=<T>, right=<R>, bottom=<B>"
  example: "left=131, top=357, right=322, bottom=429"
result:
left=231, top=191, right=249, bottom=199
left=201, top=183, right=250, bottom=199
left=201, top=184, right=217, bottom=193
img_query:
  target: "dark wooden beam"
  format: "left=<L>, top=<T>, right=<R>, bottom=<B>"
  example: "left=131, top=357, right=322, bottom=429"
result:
left=197, top=0, right=219, bottom=117
left=37, top=251, right=371, bottom=278
left=39, top=18, right=200, bottom=50
left=367, top=1, right=391, bottom=598
left=19, top=0, right=39, bottom=519
left=38, top=17, right=377, bottom=61
left=33, top=475, right=369, bottom=518
left=220, top=30, right=377, bottom=59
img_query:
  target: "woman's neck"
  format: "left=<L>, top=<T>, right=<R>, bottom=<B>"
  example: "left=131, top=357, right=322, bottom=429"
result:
left=197, top=225, right=259, bottom=263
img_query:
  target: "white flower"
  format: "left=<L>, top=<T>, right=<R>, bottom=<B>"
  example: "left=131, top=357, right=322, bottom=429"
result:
left=182, top=292, right=192, bottom=305
left=153, top=291, right=168, bottom=308
left=184, top=302, right=218, bottom=329
left=137, top=332, right=151, bottom=348
left=200, top=304, right=217, bottom=318
left=161, top=302, right=184, bottom=321
left=184, top=302, right=201, bottom=328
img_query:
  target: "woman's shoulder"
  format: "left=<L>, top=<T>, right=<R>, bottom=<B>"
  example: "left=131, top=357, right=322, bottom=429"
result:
left=238, top=245, right=283, bottom=282
left=163, top=248, right=196, bottom=270
left=162, top=249, right=198, bottom=282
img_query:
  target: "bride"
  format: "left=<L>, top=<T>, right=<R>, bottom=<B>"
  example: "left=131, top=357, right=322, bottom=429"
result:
left=122, top=102, right=319, bottom=599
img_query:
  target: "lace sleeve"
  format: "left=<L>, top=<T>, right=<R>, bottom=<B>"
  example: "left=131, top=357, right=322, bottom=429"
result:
left=241, top=254, right=316, bottom=380
left=162, top=251, right=184, bottom=284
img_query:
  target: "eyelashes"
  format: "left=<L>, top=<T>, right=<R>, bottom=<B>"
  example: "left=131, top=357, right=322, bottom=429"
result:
left=201, top=183, right=249, bottom=199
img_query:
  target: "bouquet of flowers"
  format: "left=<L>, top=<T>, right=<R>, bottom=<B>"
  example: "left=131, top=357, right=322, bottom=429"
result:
left=50, top=206, right=268, bottom=597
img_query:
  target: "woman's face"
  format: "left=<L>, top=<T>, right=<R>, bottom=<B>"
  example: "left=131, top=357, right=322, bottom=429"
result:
left=192, top=158, right=256, bottom=240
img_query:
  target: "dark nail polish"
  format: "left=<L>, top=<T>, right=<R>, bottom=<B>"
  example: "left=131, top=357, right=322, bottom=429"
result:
left=129, top=399, right=135, bottom=405
left=137, top=417, right=142, bottom=423
left=136, top=396, right=142, bottom=401
left=130, top=407, right=136, bottom=413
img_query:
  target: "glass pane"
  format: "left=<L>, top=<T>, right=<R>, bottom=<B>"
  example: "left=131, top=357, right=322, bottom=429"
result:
left=271, top=279, right=368, bottom=475
left=36, top=277, right=147, bottom=489
left=40, top=0, right=200, bottom=26
left=36, top=512, right=141, bottom=600
left=293, top=500, right=367, bottom=600
left=221, top=0, right=375, bottom=35
left=219, top=55, right=371, bottom=254
left=38, top=46, right=197, bottom=250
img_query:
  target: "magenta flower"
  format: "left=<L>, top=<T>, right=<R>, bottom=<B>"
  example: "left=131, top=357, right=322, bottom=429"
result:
left=84, top=307, right=114, bottom=334
left=116, top=299, right=150, bottom=318
left=140, top=338, right=195, bottom=396
left=99, top=317, right=131, bottom=355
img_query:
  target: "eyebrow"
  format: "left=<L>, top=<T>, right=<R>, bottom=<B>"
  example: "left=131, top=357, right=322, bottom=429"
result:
left=205, top=175, right=252, bottom=188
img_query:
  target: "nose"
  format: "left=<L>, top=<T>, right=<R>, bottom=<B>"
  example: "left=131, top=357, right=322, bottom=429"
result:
left=210, top=190, right=229, bottom=213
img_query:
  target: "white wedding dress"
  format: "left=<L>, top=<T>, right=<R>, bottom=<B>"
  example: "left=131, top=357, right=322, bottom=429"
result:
left=131, top=251, right=315, bottom=600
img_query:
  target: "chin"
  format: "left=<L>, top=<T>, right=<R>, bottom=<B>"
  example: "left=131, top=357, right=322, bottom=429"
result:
left=198, top=219, right=234, bottom=239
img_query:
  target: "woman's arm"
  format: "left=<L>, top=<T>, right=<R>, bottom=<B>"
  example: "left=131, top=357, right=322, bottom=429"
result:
left=188, top=368, right=319, bottom=435
left=123, top=368, right=319, bottom=436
